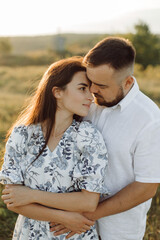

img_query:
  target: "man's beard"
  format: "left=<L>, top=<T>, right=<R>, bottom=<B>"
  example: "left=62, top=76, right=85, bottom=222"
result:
left=94, top=86, right=124, bottom=107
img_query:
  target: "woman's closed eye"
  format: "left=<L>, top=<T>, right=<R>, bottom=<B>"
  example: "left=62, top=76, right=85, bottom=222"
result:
left=79, top=87, right=86, bottom=91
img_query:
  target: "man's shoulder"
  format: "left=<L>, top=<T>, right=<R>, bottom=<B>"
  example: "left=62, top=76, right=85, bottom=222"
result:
left=135, top=91, right=160, bottom=118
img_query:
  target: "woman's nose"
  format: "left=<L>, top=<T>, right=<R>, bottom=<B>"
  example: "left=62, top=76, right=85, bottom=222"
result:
left=87, top=90, right=94, bottom=101
left=87, top=93, right=94, bottom=101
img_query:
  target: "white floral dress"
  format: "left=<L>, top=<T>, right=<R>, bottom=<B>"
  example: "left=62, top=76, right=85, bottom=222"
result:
left=0, top=120, right=108, bottom=240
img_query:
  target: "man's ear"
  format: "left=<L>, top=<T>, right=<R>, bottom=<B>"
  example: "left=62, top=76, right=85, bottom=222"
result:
left=124, top=76, right=134, bottom=90
left=52, top=86, right=62, bottom=99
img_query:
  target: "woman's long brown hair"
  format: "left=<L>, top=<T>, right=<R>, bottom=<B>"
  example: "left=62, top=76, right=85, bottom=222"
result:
left=6, top=57, right=86, bottom=163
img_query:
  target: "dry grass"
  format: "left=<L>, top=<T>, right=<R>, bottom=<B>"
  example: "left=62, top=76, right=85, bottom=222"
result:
left=0, top=64, right=160, bottom=239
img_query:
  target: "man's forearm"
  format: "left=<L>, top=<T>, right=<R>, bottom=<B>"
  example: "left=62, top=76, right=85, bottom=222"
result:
left=9, top=204, right=95, bottom=235
left=86, top=181, right=159, bottom=220
left=8, top=203, right=65, bottom=223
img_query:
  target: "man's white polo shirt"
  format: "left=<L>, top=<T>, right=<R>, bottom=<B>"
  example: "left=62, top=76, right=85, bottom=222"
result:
left=85, top=79, right=160, bottom=240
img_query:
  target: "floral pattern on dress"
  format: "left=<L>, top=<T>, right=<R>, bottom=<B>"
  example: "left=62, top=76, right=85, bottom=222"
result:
left=0, top=120, right=108, bottom=240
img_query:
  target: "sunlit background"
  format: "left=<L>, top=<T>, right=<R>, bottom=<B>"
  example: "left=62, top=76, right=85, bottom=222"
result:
left=0, top=0, right=160, bottom=36
left=0, top=1, right=160, bottom=239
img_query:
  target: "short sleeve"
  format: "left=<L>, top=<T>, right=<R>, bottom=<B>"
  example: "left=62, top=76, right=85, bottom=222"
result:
left=0, top=125, right=28, bottom=185
left=134, top=120, right=160, bottom=183
left=73, top=121, right=109, bottom=194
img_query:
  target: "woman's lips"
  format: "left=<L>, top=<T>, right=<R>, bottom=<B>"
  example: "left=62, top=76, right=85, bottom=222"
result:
left=83, top=104, right=91, bottom=108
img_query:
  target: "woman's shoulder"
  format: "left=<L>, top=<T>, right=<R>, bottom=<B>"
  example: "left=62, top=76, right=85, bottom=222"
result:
left=11, top=123, right=39, bottom=136
left=9, top=124, right=28, bottom=141
left=75, top=120, right=105, bottom=147
left=75, top=120, right=107, bottom=154
left=8, top=124, right=40, bottom=145
left=77, top=120, right=101, bottom=136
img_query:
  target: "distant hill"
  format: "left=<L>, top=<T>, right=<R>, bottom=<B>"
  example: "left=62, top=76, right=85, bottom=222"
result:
left=2, top=33, right=103, bottom=55
left=0, top=9, right=159, bottom=55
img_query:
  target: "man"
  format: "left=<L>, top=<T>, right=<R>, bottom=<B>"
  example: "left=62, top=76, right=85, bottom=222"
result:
left=51, top=37, right=160, bottom=240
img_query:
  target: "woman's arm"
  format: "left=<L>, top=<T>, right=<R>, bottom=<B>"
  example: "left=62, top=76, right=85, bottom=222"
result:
left=6, top=203, right=94, bottom=233
left=33, top=189, right=99, bottom=212
left=7, top=203, right=63, bottom=222
left=2, top=185, right=99, bottom=212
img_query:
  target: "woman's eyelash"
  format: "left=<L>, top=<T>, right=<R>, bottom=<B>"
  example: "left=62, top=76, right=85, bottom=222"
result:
left=80, top=87, right=86, bottom=91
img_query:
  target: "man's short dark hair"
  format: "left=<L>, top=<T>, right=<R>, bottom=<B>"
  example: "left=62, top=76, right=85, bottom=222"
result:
left=84, top=37, right=136, bottom=70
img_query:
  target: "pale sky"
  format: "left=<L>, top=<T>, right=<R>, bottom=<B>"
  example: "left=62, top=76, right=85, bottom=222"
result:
left=0, top=0, right=160, bottom=36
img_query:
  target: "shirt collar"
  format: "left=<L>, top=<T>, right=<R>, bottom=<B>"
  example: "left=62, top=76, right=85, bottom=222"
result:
left=117, top=77, right=139, bottom=112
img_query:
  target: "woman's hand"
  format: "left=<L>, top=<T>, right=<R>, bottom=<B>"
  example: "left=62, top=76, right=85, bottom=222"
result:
left=1, top=184, right=33, bottom=207
left=50, top=211, right=94, bottom=236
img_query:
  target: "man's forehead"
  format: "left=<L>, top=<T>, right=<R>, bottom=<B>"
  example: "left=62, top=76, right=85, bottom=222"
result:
left=86, top=64, right=115, bottom=84
left=87, top=64, right=116, bottom=78
left=87, top=64, right=114, bottom=72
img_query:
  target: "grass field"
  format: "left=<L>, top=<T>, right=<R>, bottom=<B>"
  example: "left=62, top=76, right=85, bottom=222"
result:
left=0, top=64, right=160, bottom=239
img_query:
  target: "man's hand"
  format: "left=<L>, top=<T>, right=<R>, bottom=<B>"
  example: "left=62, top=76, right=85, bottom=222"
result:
left=50, top=211, right=95, bottom=237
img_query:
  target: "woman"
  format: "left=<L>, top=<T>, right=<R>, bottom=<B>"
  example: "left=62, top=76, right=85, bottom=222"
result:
left=0, top=57, right=108, bottom=240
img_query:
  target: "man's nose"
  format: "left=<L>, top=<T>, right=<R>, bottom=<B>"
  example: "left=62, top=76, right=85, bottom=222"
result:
left=90, top=83, right=98, bottom=93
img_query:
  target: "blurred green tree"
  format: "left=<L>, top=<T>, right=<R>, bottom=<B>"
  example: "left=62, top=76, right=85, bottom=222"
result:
left=131, top=21, right=160, bottom=69
left=0, top=38, right=12, bottom=54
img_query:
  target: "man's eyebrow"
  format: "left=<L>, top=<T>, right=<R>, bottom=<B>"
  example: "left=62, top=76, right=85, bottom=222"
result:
left=77, top=83, right=88, bottom=87
left=91, top=81, right=108, bottom=87
left=86, top=76, right=108, bottom=87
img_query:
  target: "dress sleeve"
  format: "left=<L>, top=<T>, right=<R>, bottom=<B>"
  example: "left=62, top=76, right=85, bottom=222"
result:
left=73, top=121, right=109, bottom=194
left=0, top=125, right=28, bottom=185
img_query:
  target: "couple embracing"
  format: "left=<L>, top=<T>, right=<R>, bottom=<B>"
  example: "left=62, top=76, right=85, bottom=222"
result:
left=1, top=37, right=160, bottom=240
